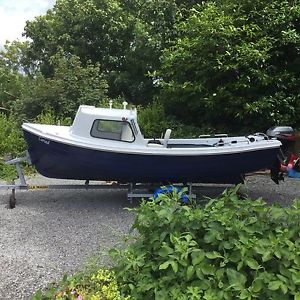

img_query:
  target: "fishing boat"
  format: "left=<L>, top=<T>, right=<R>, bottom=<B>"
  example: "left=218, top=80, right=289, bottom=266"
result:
left=22, top=102, right=282, bottom=184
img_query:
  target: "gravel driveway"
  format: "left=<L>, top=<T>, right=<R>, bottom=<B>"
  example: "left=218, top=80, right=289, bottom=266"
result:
left=0, top=174, right=299, bottom=299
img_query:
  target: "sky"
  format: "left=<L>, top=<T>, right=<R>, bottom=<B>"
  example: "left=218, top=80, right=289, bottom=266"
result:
left=0, top=0, right=55, bottom=49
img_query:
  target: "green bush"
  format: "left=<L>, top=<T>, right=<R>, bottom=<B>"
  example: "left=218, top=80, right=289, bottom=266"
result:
left=111, top=186, right=300, bottom=299
left=32, top=269, right=130, bottom=300
left=137, top=100, right=204, bottom=139
left=0, top=113, right=27, bottom=180
left=159, top=0, right=300, bottom=131
left=0, top=113, right=26, bottom=157
left=34, top=109, right=72, bottom=126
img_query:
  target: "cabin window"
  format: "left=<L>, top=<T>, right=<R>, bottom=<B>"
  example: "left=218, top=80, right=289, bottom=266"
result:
left=90, top=119, right=135, bottom=142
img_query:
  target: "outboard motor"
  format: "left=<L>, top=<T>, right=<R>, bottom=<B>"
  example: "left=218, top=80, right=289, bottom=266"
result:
left=266, top=126, right=295, bottom=143
left=266, top=126, right=296, bottom=183
left=267, top=126, right=300, bottom=181
left=266, top=126, right=295, bottom=157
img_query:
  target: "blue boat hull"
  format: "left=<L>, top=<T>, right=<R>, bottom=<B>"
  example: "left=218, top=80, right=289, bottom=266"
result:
left=23, top=130, right=279, bottom=184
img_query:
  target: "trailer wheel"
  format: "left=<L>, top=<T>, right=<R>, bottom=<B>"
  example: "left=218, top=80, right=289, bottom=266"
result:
left=9, top=191, right=16, bottom=209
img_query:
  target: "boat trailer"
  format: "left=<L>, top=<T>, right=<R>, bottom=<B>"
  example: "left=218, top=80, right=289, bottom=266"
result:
left=0, top=152, right=196, bottom=209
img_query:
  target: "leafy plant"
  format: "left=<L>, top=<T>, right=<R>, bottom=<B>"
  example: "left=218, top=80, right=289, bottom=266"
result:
left=159, top=0, right=300, bottom=131
left=111, top=186, right=300, bottom=299
left=137, top=100, right=203, bottom=138
left=32, top=269, right=130, bottom=300
left=0, top=113, right=27, bottom=180
left=34, top=109, right=72, bottom=126
left=0, top=113, right=26, bottom=157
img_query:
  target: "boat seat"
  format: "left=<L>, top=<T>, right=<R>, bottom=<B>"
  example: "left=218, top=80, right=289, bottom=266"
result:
left=147, top=139, right=163, bottom=147
left=162, top=129, right=172, bottom=147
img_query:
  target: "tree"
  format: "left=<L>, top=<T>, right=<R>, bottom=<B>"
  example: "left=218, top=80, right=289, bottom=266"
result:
left=24, top=0, right=180, bottom=104
left=25, top=0, right=131, bottom=71
left=115, top=0, right=178, bottom=103
left=0, top=42, right=29, bottom=112
left=159, top=0, right=300, bottom=131
left=13, top=52, right=108, bottom=120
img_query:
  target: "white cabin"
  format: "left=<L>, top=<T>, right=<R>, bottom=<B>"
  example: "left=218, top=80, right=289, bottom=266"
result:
left=70, top=105, right=146, bottom=145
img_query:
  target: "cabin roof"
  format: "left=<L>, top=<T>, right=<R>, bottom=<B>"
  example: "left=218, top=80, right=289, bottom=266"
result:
left=78, top=105, right=137, bottom=120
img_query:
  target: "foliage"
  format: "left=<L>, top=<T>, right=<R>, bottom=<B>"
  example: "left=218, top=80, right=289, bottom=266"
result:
left=0, top=113, right=26, bottom=157
left=34, top=109, right=72, bottom=126
left=23, top=0, right=179, bottom=104
left=24, top=0, right=132, bottom=73
left=0, top=42, right=109, bottom=121
left=0, top=113, right=27, bottom=180
left=160, top=0, right=300, bottom=131
left=0, top=42, right=28, bottom=111
left=138, top=100, right=204, bottom=138
left=111, top=186, right=300, bottom=299
left=114, top=0, right=178, bottom=103
left=12, top=52, right=108, bottom=120
left=137, top=100, right=170, bottom=138
left=32, top=269, right=130, bottom=300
